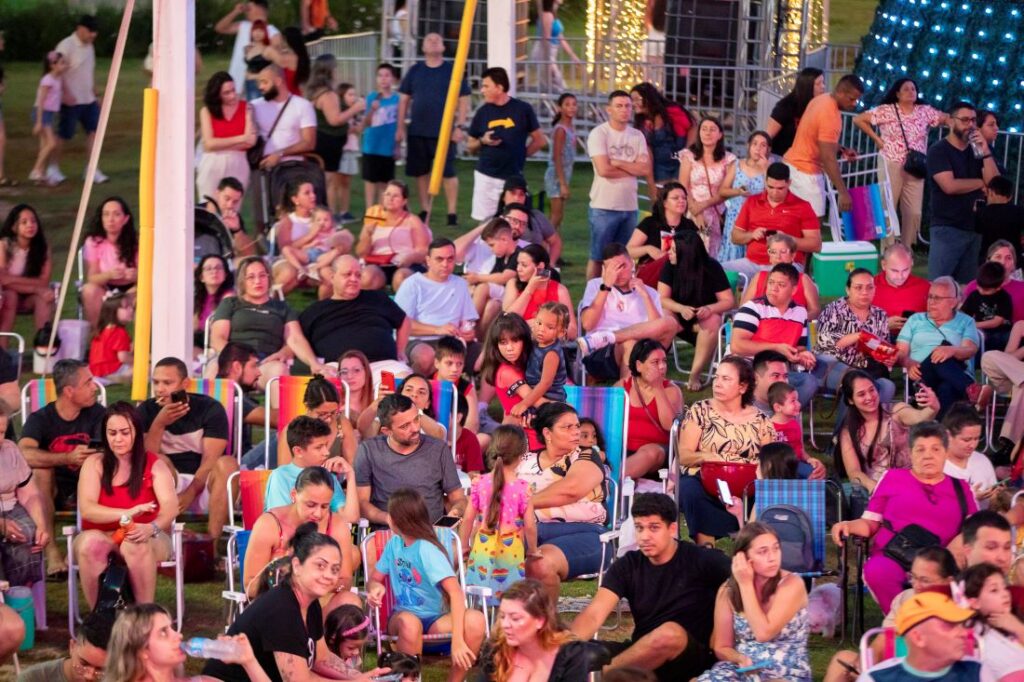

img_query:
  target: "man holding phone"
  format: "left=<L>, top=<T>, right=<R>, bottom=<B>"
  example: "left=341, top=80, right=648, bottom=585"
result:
left=872, top=243, right=930, bottom=339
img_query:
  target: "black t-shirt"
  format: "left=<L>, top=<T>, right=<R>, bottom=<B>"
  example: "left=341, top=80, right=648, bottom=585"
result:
left=659, top=258, right=731, bottom=307
left=20, top=402, right=105, bottom=454
left=202, top=584, right=324, bottom=682
left=299, top=291, right=407, bottom=363
left=601, top=541, right=731, bottom=643
left=769, top=95, right=799, bottom=156
left=490, top=248, right=521, bottom=275
left=927, top=138, right=986, bottom=231
left=978, top=202, right=1024, bottom=263
left=137, top=393, right=229, bottom=475
left=634, top=216, right=700, bottom=264
left=468, top=98, right=540, bottom=179
left=962, top=289, right=1012, bottom=328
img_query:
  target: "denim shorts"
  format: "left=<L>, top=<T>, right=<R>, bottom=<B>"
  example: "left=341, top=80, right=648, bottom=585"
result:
left=31, top=108, right=55, bottom=127
left=537, top=521, right=607, bottom=577
left=588, top=207, right=636, bottom=260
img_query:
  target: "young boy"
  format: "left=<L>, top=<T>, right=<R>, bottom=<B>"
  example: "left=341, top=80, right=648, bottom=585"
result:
left=942, top=402, right=999, bottom=508
left=768, top=381, right=825, bottom=479
left=465, top=219, right=521, bottom=329
left=454, top=393, right=484, bottom=480
left=263, top=415, right=358, bottom=520
left=361, top=63, right=400, bottom=208
left=978, top=175, right=1024, bottom=261
left=961, top=260, right=1013, bottom=352
left=432, top=336, right=485, bottom=448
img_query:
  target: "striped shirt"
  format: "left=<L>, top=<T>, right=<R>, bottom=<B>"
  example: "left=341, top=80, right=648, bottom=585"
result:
left=733, top=297, right=809, bottom=353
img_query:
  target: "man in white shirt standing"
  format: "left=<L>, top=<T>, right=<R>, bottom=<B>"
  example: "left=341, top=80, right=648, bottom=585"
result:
left=214, top=0, right=281, bottom=98
left=587, top=90, right=655, bottom=280
left=51, top=15, right=106, bottom=185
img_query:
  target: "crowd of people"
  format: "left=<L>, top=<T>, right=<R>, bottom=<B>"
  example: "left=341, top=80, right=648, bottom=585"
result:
left=0, top=0, right=1019, bottom=680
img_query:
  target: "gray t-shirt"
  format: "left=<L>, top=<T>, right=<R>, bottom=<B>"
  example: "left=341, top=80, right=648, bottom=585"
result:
left=587, top=121, right=649, bottom=211
left=18, top=659, right=69, bottom=682
left=354, top=434, right=461, bottom=521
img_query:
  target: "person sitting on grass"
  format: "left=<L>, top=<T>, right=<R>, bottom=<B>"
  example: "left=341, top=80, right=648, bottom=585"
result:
left=571, top=493, right=731, bottom=681
left=16, top=609, right=114, bottom=682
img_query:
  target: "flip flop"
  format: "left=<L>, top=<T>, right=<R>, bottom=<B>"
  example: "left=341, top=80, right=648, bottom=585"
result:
left=46, top=567, right=68, bottom=582
left=0, top=177, right=19, bottom=187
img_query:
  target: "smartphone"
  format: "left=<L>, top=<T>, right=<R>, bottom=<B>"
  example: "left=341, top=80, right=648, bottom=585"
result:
left=837, top=659, right=860, bottom=675
left=763, top=229, right=778, bottom=237
left=88, top=438, right=105, bottom=451
left=736, top=663, right=768, bottom=674
left=380, top=371, right=396, bottom=394
left=537, top=268, right=552, bottom=279
left=902, top=310, right=916, bottom=319
left=170, top=389, right=188, bottom=404
left=717, top=479, right=734, bottom=506
left=434, top=516, right=461, bottom=528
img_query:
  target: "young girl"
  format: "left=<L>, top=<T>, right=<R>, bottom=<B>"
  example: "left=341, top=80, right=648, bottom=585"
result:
left=509, top=302, right=568, bottom=421
left=962, top=562, right=1024, bottom=678
left=367, top=489, right=486, bottom=680
left=578, top=417, right=605, bottom=454
left=543, top=93, right=577, bottom=235
left=88, top=292, right=133, bottom=384
left=460, top=425, right=540, bottom=604
left=281, top=206, right=347, bottom=291
left=335, top=83, right=364, bottom=224
left=481, top=313, right=543, bottom=451
left=29, top=51, right=65, bottom=185
left=699, top=522, right=811, bottom=682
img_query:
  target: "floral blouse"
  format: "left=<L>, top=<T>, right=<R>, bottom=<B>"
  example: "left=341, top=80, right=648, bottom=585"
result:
left=869, top=103, right=944, bottom=164
left=814, top=297, right=890, bottom=368
left=517, top=447, right=607, bottom=525
left=683, top=400, right=777, bottom=475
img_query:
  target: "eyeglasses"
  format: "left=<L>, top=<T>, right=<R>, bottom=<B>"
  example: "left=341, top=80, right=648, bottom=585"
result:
left=73, top=659, right=105, bottom=680
left=202, top=264, right=225, bottom=273
left=767, top=249, right=792, bottom=256
left=953, top=115, right=977, bottom=123
left=906, top=572, right=942, bottom=587
left=926, top=294, right=954, bottom=301
left=312, top=409, right=341, bottom=421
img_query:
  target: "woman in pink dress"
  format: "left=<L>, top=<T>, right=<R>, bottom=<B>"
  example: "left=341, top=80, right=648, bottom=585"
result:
left=678, top=117, right=736, bottom=257
left=481, top=312, right=544, bottom=451
left=82, top=197, right=138, bottom=328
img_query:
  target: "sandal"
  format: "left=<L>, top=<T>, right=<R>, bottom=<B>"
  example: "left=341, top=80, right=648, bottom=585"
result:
left=0, top=177, right=19, bottom=187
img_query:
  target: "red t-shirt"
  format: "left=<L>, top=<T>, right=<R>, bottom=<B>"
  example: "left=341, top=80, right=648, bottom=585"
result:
left=89, top=325, right=131, bottom=377
left=733, top=192, right=820, bottom=265
left=455, top=427, right=484, bottom=474
left=872, top=272, right=929, bottom=318
left=772, top=418, right=805, bottom=461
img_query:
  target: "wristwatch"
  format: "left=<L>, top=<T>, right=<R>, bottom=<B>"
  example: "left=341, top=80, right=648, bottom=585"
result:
left=599, top=284, right=612, bottom=292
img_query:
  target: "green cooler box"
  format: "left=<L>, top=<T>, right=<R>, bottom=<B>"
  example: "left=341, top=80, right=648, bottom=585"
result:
left=810, top=241, right=879, bottom=297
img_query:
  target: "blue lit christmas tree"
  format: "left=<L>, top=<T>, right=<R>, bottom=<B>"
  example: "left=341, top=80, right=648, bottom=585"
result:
left=854, top=0, right=1024, bottom=132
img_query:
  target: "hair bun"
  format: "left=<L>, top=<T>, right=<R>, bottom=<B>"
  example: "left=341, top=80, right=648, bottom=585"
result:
left=291, top=521, right=319, bottom=548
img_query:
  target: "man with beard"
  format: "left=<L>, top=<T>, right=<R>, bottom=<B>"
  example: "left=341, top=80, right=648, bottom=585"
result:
left=354, top=394, right=466, bottom=529
left=927, top=101, right=1001, bottom=283
left=219, top=342, right=280, bottom=471
left=571, top=493, right=731, bottom=681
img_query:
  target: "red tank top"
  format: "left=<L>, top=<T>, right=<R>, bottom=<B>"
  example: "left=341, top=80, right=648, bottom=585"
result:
left=284, top=68, right=302, bottom=96
left=82, top=452, right=161, bottom=532
left=522, top=280, right=561, bottom=321
left=495, top=364, right=544, bottom=451
left=624, top=377, right=671, bottom=452
left=752, top=270, right=808, bottom=307
left=210, top=102, right=246, bottom=138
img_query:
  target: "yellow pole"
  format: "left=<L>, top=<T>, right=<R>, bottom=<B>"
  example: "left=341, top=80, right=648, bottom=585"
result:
left=428, top=0, right=478, bottom=196
left=131, top=88, right=158, bottom=401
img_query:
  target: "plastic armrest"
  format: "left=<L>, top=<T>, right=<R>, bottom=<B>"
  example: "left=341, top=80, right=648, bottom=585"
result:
left=358, top=518, right=370, bottom=529
left=599, top=530, right=620, bottom=544
left=221, top=591, right=248, bottom=604
left=465, top=585, right=493, bottom=598
left=62, top=525, right=77, bottom=537
left=657, top=468, right=668, bottom=481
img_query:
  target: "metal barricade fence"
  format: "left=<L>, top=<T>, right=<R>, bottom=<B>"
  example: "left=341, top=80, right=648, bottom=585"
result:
left=306, top=32, right=380, bottom=96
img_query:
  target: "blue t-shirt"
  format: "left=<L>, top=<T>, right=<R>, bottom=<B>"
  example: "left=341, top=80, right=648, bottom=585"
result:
left=398, top=61, right=471, bottom=138
left=859, top=658, right=981, bottom=681
left=468, top=98, right=540, bottom=179
left=896, top=311, right=980, bottom=363
left=361, top=91, right=400, bottom=157
left=375, top=536, right=455, bottom=620
left=264, top=462, right=346, bottom=513
left=524, top=342, right=567, bottom=402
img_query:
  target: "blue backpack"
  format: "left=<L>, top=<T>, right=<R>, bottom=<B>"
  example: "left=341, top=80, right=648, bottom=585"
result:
left=760, top=504, right=817, bottom=573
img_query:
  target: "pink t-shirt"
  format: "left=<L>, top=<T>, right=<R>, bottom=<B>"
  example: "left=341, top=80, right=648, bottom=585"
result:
left=38, top=73, right=62, bottom=112
left=84, top=236, right=135, bottom=285
left=469, top=473, right=530, bottom=532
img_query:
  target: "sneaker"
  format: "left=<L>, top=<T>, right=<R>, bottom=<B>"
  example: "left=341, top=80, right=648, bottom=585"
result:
left=46, top=166, right=66, bottom=184
left=92, top=169, right=109, bottom=184
left=576, top=330, right=615, bottom=356
left=305, top=265, right=321, bottom=282
left=447, top=213, right=458, bottom=227
left=338, top=211, right=356, bottom=224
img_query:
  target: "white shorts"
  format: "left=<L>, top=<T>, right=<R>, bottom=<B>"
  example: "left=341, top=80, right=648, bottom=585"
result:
left=786, top=164, right=827, bottom=218
left=471, top=171, right=506, bottom=221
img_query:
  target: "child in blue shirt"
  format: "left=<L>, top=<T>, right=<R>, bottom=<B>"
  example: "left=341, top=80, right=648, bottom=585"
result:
left=510, top=301, right=569, bottom=423
left=361, top=63, right=400, bottom=206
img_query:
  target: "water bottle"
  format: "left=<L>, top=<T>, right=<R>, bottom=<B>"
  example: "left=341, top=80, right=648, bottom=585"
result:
left=181, top=637, right=240, bottom=660
left=970, top=127, right=987, bottom=159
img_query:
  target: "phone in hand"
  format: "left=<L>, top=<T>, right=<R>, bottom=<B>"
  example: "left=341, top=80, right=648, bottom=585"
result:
left=717, top=479, right=734, bottom=506
left=736, top=662, right=768, bottom=674
left=763, top=229, right=778, bottom=237
left=536, top=268, right=552, bottom=279
left=902, top=310, right=916, bottom=319
left=380, top=371, right=396, bottom=394
left=434, top=515, right=461, bottom=528
left=88, top=438, right=105, bottom=451
left=170, top=389, right=188, bottom=404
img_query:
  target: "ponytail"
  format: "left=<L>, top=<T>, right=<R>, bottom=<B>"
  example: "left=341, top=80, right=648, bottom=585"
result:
left=484, top=425, right=529, bottom=531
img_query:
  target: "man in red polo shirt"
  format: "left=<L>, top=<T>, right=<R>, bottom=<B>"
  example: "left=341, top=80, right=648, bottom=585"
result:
left=722, top=162, right=821, bottom=280
left=872, top=242, right=930, bottom=338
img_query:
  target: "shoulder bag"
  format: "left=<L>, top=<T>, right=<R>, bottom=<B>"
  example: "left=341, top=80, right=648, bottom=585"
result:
left=880, top=476, right=968, bottom=570
left=894, top=105, right=928, bottom=179
left=248, top=96, right=292, bottom=170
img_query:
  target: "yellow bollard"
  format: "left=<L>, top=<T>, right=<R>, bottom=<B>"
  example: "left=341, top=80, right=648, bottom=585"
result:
left=131, top=88, right=158, bottom=401
left=427, top=0, right=478, bottom=197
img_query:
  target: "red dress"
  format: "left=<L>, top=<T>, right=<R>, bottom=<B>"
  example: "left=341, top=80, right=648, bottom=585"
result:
left=623, top=377, right=672, bottom=452
left=284, top=68, right=302, bottom=96
left=495, top=363, right=543, bottom=451
left=522, top=280, right=561, bottom=322
left=82, top=452, right=161, bottom=532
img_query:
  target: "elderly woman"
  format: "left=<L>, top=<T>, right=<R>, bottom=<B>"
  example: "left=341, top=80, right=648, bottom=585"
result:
left=833, top=421, right=977, bottom=613
left=963, top=240, right=1024, bottom=323
left=676, top=356, right=777, bottom=547
left=209, top=256, right=330, bottom=383
left=813, top=267, right=896, bottom=403
left=520, top=402, right=607, bottom=601
left=74, top=402, right=177, bottom=609
left=739, top=232, right=820, bottom=318
left=0, top=403, right=48, bottom=587
left=658, top=229, right=734, bottom=390
left=897, top=277, right=980, bottom=417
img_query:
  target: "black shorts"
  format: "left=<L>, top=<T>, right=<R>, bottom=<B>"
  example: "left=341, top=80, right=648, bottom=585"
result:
left=582, top=345, right=620, bottom=382
left=0, top=347, right=18, bottom=384
left=600, top=633, right=713, bottom=682
left=361, top=154, right=396, bottom=183
left=405, top=135, right=456, bottom=178
left=55, top=466, right=80, bottom=511
left=674, top=316, right=699, bottom=345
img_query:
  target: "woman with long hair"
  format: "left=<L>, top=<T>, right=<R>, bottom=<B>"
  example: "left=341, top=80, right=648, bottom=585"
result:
left=657, top=229, right=734, bottom=390
left=74, top=402, right=177, bottom=608
left=502, top=244, right=576, bottom=336
left=627, top=181, right=700, bottom=287
left=630, top=82, right=695, bottom=182
left=719, top=131, right=771, bottom=262
left=337, top=350, right=374, bottom=424
left=766, top=67, right=825, bottom=157
left=678, top=117, right=736, bottom=256
left=853, top=77, right=947, bottom=248
left=193, top=254, right=235, bottom=353
left=355, top=179, right=430, bottom=291
left=0, top=203, right=54, bottom=334
left=273, top=180, right=354, bottom=295
left=197, top=71, right=255, bottom=200
left=277, top=374, right=357, bottom=467
left=698, top=523, right=810, bottom=681
left=82, top=197, right=138, bottom=328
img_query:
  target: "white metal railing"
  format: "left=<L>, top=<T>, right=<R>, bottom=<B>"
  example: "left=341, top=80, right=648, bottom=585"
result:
left=306, top=32, right=380, bottom=96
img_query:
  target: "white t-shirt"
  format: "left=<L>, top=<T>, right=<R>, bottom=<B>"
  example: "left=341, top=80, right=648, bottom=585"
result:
left=977, top=625, right=1024, bottom=682
left=587, top=121, right=648, bottom=211
left=580, top=277, right=663, bottom=333
left=55, top=33, right=95, bottom=105
left=394, top=273, right=478, bottom=337
left=228, top=20, right=281, bottom=89
left=251, top=95, right=317, bottom=158
left=463, top=236, right=528, bottom=275
left=944, top=451, right=998, bottom=507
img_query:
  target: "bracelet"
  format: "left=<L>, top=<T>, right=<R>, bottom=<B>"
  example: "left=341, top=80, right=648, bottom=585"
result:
left=151, top=522, right=162, bottom=538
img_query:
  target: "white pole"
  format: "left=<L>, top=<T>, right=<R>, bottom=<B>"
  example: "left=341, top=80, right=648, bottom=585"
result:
left=487, top=0, right=517, bottom=95
left=150, top=0, right=195, bottom=367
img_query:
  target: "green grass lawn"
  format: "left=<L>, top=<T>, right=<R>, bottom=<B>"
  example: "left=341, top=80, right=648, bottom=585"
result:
left=0, top=1, right=882, bottom=676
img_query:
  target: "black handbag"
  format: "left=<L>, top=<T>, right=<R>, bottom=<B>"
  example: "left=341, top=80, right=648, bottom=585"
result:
left=247, top=96, right=292, bottom=170
left=894, top=105, right=928, bottom=179
left=95, top=552, right=135, bottom=615
left=880, top=476, right=968, bottom=570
